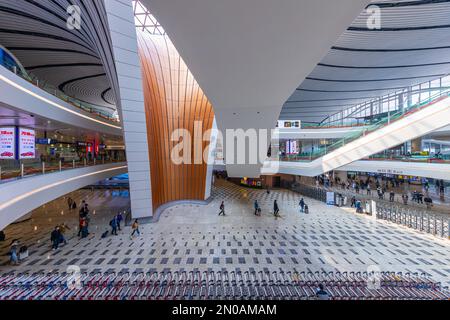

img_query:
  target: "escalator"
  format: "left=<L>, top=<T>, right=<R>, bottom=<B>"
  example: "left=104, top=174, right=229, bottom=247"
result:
left=263, top=90, right=450, bottom=176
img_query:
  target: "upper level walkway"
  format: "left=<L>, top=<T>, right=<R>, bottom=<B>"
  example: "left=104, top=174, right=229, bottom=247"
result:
left=0, top=161, right=127, bottom=230
left=0, top=64, right=122, bottom=137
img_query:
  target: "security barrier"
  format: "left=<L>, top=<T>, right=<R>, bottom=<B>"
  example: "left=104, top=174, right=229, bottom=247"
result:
left=376, top=203, right=450, bottom=239
left=291, top=183, right=450, bottom=239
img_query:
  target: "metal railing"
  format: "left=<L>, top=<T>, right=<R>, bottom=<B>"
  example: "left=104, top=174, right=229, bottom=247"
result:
left=376, top=203, right=449, bottom=239
left=0, top=157, right=126, bottom=184
left=289, top=183, right=449, bottom=240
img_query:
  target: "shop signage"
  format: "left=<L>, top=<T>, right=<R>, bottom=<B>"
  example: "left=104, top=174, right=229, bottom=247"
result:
left=19, top=127, right=36, bottom=159
left=0, top=127, right=15, bottom=159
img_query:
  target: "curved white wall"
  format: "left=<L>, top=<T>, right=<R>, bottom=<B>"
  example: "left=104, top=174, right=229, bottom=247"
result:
left=0, top=65, right=122, bottom=136
left=0, top=162, right=127, bottom=230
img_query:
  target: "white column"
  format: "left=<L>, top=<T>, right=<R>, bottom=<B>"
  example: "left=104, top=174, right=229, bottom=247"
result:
left=204, top=118, right=218, bottom=199
left=104, top=0, right=153, bottom=218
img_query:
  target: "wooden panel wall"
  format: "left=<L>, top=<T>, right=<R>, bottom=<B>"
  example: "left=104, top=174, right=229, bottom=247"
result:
left=137, top=31, right=215, bottom=210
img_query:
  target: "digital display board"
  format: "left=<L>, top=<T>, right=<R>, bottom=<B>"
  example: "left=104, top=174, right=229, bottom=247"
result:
left=285, top=140, right=298, bottom=155
left=18, top=127, right=36, bottom=159
left=0, top=127, right=16, bottom=159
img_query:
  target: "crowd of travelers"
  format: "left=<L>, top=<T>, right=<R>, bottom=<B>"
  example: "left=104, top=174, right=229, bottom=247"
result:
left=4, top=196, right=141, bottom=265
left=315, top=174, right=445, bottom=210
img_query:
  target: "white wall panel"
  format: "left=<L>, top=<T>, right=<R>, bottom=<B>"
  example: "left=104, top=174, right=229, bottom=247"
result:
left=104, top=0, right=153, bottom=218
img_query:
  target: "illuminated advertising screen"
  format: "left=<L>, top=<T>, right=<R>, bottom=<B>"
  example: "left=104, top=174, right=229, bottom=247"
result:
left=19, top=127, right=36, bottom=159
left=285, top=140, right=298, bottom=155
left=0, top=127, right=16, bottom=159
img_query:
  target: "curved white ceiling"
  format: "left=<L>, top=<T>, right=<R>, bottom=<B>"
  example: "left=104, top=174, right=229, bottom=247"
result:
left=282, top=0, right=450, bottom=122
left=0, top=0, right=118, bottom=115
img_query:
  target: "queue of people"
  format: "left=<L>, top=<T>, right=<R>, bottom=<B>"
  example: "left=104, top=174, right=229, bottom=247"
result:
left=315, top=174, right=445, bottom=211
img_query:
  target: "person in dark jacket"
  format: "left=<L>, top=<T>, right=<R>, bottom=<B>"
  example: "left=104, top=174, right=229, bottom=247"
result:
left=254, top=200, right=259, bottom=215
left=316, top=284, right=330, bottom=300
left=67, top=197, right=73, bottom=210
left=424, top=196, right=433, bottom=209
left=116, top=212, right=123, bottom=231
left=299, top=198, right=305, bottom=213
left=110, top=216, right=118, bottom=235
left=50, top=227, right=61, bottom=250
left=273, top=200, right=280, bottom=217
left=218, top=201, right=225, bottom=216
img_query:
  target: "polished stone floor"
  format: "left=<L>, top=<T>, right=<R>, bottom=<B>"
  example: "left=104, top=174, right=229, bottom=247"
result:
left=1, top=179, right=449, bottom=288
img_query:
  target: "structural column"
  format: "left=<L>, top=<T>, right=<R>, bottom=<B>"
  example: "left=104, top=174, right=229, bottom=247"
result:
left=104, top=0, right=153, bottom=218
left=137, top=31, right=215, bottom=211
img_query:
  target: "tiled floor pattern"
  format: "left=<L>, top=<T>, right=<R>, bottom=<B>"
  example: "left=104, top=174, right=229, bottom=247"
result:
left=0, top=180, right=449, bottom=288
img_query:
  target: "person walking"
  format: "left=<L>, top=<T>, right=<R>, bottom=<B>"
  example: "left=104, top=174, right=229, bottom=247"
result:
left=350, top=196, right=356, bottom=208
left=110, top=216, right=118, bottom=235
left=9, top=240, right=19, bottom=265
left=389, top=190, right=395, bottom=202
left=130, top=219, right=140, bottom=239
left=299, top=198, right=305, bottom=213
left=80, top=218, right=89, bottom=238
left=402, top=193, right=408, bottom=205
left=366, top=184, right=371, bottom=195
left=254, top=200, right=259, bottom=215
left=58, top=223, right=70, bottom=245
left=50, top=227, right=61, bottom=250
left=116, top=212, right=123, bottom=231
left=424, top=196, right=433, bottom=209
left=218, top=201, right=225, bottom=216
left=67, top=197, right=73, bottom=211
left=273, top=200, right=280, bottom=217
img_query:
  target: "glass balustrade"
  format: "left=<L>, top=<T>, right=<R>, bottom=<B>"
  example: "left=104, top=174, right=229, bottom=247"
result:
left=0, top=60, right=119, bottom=123
left=274, top=88, right=450, bottom=163
left=0, top=157, right=126, bottom=184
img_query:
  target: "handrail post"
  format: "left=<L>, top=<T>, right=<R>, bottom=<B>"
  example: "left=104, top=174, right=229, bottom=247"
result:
left=42, top=161, right=45, bottom=174
left=84, top=158, right=87, bottom=167
left=21, top=163, right=24, bottom=178
left=0, top=166, right=1, bottom=181
left=73, top=159, right=75, bottom=169
left=94, top=157, right=96, bottom=166
left=59, top=160, right=62, bottom=171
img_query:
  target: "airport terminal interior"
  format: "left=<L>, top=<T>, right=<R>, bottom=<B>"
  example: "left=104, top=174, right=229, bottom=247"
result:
left=0, top=0, right=449, bottom=301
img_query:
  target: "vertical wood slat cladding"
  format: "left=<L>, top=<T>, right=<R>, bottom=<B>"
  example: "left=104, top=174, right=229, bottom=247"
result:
left=137, top=30, right=215, bottom=210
